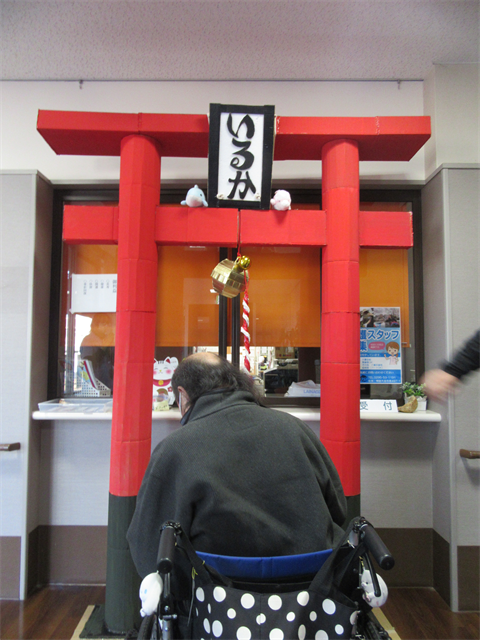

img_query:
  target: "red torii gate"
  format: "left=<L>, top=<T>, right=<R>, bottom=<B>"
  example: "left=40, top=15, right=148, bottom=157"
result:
left=37, top=110, right=430, bottom=632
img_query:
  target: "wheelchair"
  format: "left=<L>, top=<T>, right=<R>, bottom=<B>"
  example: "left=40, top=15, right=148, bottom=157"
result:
left=137, top=517, right=394, bottom=640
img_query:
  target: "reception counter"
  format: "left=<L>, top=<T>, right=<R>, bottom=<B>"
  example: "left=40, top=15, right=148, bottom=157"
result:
left=32, top=403, right=442, bottom=530
left=30, top=401, right=443, bottom=587
left=33, top=404, right=442, bottom=424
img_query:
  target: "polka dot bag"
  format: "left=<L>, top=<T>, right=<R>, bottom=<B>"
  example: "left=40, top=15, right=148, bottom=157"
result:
left=192, top=581, right=358, bottom=640
left=176, top=522, right=362, bottom=640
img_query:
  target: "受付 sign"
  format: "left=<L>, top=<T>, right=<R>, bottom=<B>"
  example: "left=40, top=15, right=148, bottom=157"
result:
left=208, top=104, right=275, bottom=210
left=360, top=399, right=398, bottom=412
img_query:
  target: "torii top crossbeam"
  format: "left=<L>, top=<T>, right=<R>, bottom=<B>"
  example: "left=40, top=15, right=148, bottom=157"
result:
left=38, top=110, right=430, bottom=160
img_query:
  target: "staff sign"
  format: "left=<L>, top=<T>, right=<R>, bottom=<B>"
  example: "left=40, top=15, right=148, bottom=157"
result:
left=208, top=104, right=275, bottom=210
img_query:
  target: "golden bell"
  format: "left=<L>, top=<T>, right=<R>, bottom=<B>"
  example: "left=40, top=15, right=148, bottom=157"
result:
left=211, top=257, right=250, bottom=298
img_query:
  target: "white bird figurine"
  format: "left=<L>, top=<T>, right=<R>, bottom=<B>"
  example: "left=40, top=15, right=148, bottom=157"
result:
left=270, top=189, right=291, bottom=211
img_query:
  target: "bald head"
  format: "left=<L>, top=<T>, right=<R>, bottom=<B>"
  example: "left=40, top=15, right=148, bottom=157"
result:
left=171, top=352, right=258, bottom=414
left=185, top=351, right=222, bottom=365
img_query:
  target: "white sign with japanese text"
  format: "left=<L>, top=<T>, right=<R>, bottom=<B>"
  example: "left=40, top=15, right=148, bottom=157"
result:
left=217, top=112, right=265, bottom=204
left=360, top=399, right=398, bottom=412
left=208, top=104, right=275, bottom=210
left=71, top=274, right=117, bottom=313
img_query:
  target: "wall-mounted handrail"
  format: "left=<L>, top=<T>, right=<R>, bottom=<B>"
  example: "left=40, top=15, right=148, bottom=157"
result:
left=459, top=448, right=480, bottom=459
left=0, top=442, right=21, bottom=451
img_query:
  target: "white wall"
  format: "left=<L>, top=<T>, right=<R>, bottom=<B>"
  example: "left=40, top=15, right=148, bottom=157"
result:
left=446, top=168, right=480, bottom=548
left=361, top=422, right=434, bottom=528
left=0, top=171, right=52, bottom=597
left=0, top=79, right=426, bottom=184
left=423, top=167, right=480, bottom=548
left=38, top=419, right=178, bottom=526
left=424, top=64, right=480, bottom=177
left=37, top=415, right=433, bottom=530
left=1, top=173, right=39, bottom=538
left=422, top=171, right=452, bottom=543
left=422, top=165, right=480, bottom=609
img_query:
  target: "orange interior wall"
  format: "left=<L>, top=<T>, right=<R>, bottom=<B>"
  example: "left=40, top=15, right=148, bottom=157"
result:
left=68, top=199, right=411, bottom=348
left=359, top=201, right=411, bottom=346
left=243, top=246, right=322, bottom=347
left=359, top=249, right=410, bottom=345
left=156, top=246, right=219, bottom=346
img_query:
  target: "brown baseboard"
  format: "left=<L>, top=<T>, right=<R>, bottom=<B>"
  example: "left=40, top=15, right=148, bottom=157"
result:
left=29, top=526, right=434, bottom=588
left=0, top=536, right=21, bottom=598
left=458, top=545, right=480, bottom=611
left=24, top=524, right=479, bottom=613
left=33, top=526, right=433, bottom=589
left=433, top=529, right=450, bottom=607
left=375, top=528, right=433, bottom=587
left=31, top=525, right=108, bottom=589
left=28, top=527, right=40, bottom=594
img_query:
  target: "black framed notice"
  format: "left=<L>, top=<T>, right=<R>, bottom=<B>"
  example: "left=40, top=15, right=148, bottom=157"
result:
left=208, top=104, right=275, bottom=210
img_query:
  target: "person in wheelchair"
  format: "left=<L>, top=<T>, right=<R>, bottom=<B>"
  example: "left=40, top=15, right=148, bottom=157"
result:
left=127, top=352, right=347, bottom=579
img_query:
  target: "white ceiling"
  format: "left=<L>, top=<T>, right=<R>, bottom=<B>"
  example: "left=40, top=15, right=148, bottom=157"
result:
left=1, top=0, right=479, bottom=82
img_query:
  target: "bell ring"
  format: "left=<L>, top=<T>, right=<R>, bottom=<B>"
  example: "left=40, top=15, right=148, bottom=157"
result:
left=211, top=257, right=250, bottom=298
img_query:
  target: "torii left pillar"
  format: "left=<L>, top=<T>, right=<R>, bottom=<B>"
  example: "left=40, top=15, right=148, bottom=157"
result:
left=107, top=135, right=161, bottom=631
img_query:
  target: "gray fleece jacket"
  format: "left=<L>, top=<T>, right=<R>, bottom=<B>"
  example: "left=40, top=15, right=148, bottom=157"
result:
left=127, top=390, right=346, bottom=578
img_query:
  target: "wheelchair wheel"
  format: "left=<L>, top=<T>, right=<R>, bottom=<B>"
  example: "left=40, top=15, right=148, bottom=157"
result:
left=362, top=611, right=391, bottom=640
left=138, top=613, right=161, bottom=639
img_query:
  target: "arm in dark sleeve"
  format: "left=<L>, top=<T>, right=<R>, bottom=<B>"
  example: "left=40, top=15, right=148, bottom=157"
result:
left=299, top=423, right=347, bottom=526
left=316, top=443, right=348, bottom=526
left=127, top=443, right=179, bottom=578
left=442, top=329, right=480, bottom=380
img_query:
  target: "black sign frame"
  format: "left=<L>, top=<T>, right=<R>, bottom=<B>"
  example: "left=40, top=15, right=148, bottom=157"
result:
left=208, top=104, right=275, bottom=210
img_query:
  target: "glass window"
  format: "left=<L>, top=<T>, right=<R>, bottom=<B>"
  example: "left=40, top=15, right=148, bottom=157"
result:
left=52, top=188, right=422, bottom=405
left=238, top=245, right=321, bottom=398
left=60, top=244, right=117, bottom=397
left=358, top=197, right=420, bottom=400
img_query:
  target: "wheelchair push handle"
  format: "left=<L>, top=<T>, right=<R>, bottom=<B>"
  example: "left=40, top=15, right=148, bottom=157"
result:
left=360, top=522, right=395, bottom=571
left=157, top=524, right=176, bottom=574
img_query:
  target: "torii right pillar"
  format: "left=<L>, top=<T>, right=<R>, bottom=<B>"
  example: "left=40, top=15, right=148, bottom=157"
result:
left=321, top=139, right=362, bottom=516
left=270, top=115, right=430, bottom=518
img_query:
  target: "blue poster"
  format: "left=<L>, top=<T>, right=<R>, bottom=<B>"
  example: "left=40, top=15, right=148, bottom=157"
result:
left=360, top=307, right=402, bottom=384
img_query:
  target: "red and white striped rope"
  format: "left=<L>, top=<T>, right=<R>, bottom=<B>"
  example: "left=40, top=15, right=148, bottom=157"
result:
left=241, top=287, right=251, bottom=372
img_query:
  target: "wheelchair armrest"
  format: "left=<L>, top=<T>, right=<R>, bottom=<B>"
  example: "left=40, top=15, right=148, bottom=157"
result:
left=157, top=524, right=176, bottom=574
left=360, top=521, right=395, bottom=571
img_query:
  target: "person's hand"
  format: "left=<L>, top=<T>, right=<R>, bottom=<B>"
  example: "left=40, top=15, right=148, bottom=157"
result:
left=421, top=369, right=460, bottom=402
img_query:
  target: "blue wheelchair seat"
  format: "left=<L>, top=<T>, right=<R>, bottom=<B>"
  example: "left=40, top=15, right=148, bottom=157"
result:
left=196, top=548, right=333, bottom=580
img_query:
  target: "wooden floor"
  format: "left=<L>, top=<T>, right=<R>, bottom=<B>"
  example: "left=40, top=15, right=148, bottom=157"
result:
left=382, top=588, right=479, bottom=640
left=0, top=586, right=106, bottom=640
left=0, top=586, right=478, bottom=640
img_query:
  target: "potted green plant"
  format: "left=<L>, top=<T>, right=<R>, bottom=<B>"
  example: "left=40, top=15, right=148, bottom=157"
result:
left=402, top=381, right=427, bottom=410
